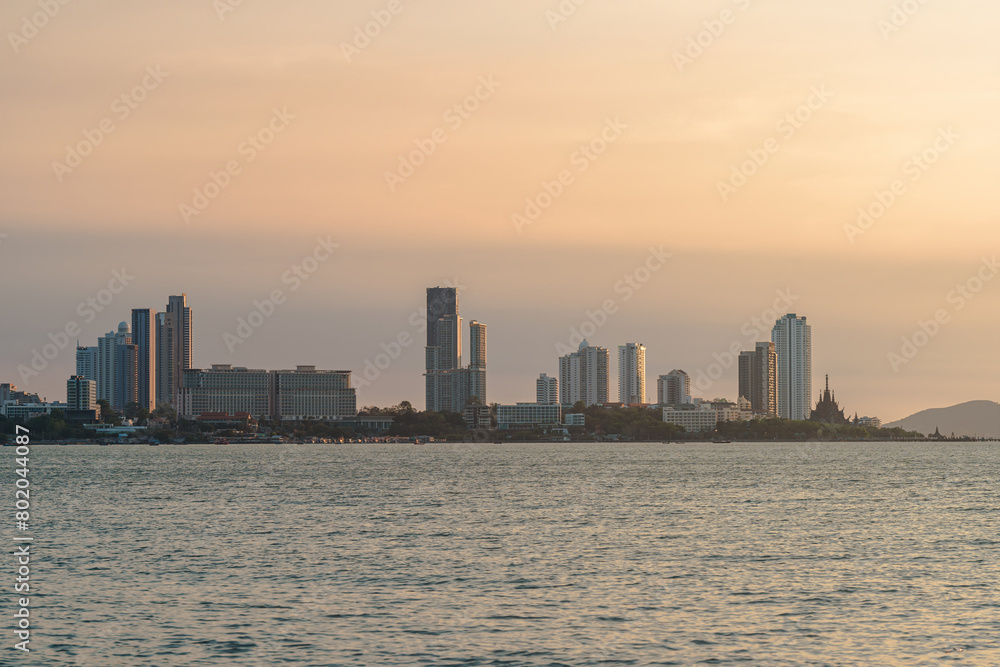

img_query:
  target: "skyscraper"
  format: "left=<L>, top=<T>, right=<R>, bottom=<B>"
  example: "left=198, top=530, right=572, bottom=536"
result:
left=738, top=341, right=777, bottom=416
left=97, top=330, right=114, bottom=403
left=657, top=369, right=690, bottom=406
left=618, top=342, right=646, bottom=405
left=771, top=314, right=812, bottom=420
left=155, top=311, right=168, bottom=405
left=738, top=352, right=752, bottom=403
left=536, top=373, right=559, bottom=404
left=157, top=294, right=193, bottom=408
left=466, top=320, right=487, bottom=404
left=424, top=289, right=486, bottom=412
left=75, top=344, right=98, bottom=381
left=558, top=341, right=609, bottom=407
left=114, top=341, right=138, bottom=411
left=425, top=287, right=460, bottom=412
left=131, top=308, right=157, bottom=411
left=96, top=322, right=137, bottom=411
left=468, top=320, right=486, bottom=371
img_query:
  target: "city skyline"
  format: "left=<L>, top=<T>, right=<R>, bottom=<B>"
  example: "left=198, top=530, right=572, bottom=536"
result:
left=3, top=280, right=995, bottom=422
left=6, top=280, right=960, bottom=423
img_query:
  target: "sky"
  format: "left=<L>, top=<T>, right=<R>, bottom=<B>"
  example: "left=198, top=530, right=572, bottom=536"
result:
left=1, top=0, right=998, bottom=422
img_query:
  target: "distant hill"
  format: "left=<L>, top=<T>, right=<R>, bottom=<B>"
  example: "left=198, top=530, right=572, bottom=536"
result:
left=884, top=401, right=1000, bottom=439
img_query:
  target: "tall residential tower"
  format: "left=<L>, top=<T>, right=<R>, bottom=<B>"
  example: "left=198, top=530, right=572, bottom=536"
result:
left=771, top=314, right=812, bottom=420
left=558, top=341, right=610, bottom=407
left=618, top=343, right=646, bottom=405
left=536, top=373, right=559, bottom=404
left=96, top=322, right=137, bottom=411
left=657, top=369, right=691, bottom=406
left=131, top=308, right=157, bottom=411
left=157, top=294, right=193, bottom=408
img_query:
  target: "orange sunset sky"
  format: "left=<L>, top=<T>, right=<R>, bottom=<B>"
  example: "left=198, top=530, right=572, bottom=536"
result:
left=1, top=0, right=998, bottom=422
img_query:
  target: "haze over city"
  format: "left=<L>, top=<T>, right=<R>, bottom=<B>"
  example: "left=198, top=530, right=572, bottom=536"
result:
left=2, top=0, right=998, bottom=422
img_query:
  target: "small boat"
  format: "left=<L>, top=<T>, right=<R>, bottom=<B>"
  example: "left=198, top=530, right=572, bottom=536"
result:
left=712, top=439, right=732, bottom=444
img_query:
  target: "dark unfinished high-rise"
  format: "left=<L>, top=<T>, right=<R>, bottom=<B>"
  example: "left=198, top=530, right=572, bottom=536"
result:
left=738, top=341, right=777, bottom=417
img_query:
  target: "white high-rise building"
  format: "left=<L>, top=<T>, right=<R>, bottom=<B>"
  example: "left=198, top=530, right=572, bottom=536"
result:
left=76, top=345, right=98, bottom=381
left=771, top=314, right=812, bottom=420
left=618, top=343, right=646, bottom=405
left=558, top=341, right=609, bottom=407
left=559, top=354, right=580, bottom=404
left=657, top=370, right=690, bottom=406
left=97, top=331, right=116, bottom=403
left=536, top=373, right=559, bottom=404
left=96, top=323, right=132, bottom=406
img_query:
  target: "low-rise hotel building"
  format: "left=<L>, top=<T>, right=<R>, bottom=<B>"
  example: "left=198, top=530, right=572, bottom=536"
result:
left=497, top=403, right=562, bottom=430
left=273, top=366, right=356, bottom=422
left=180, top=364, right=356, bottom=422
left=662, top=406, right=719, bottom=433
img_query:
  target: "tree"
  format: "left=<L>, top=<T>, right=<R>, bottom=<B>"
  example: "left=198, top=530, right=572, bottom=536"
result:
left=96, top=399, right=121, bottom=425
left=124, top=402, right=150, bottom=425
left=359, top=401, right=418, bottom=417
left=151, top=403, right=177, bottom=423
